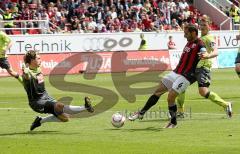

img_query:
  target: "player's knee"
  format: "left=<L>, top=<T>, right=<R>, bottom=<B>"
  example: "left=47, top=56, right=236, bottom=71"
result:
left=199, top=89, right=210, bottom=98
left=154, top=83, right=167, bottom=96
left=198, top=87, right=208, bottom=97
left=154, top=92, right=162, bottom=97
left=58, top=114, right=69, bottom=122
left=199, top=90, right=206, bottom=97
left=54, top=102, right=64, bottom=113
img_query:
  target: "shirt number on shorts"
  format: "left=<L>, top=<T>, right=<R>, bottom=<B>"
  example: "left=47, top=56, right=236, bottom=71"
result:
left=176, top=82, right=183, bottom=90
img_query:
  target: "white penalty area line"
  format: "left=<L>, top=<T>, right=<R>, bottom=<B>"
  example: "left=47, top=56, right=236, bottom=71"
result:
left=0, top=108, right=237, bottom=116
left=106, top=111, right=239, bottom=116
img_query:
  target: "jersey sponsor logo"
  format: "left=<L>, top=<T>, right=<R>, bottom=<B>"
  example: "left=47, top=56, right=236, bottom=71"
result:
left=183, top=46, right=191, bottom=53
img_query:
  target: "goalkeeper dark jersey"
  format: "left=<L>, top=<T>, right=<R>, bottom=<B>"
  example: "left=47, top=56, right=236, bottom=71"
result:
left=21, top=67, right=47, bottom=101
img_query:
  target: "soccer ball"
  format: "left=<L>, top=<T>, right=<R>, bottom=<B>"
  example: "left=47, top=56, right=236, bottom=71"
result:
left=111, top=113, right=126, bottom=128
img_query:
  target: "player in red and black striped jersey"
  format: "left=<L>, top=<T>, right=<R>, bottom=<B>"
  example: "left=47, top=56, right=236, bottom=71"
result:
left=129, top=25, right=206, bottom=128
left=174, top=33, right=206, bottom=84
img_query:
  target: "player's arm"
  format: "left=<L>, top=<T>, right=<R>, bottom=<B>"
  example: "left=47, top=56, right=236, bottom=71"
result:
left=16, top=64, right=30, bottom=84
left=1, top=32, right=12, bottom=54
left=205, top=41, right=218, bottom=59
left=198, top=40, right=207, bottom=59
left=22, top=63, right=31, bottom=80
left=17, top=75, right=23, bottom=84
left=199, top=40, right=217, bottom=59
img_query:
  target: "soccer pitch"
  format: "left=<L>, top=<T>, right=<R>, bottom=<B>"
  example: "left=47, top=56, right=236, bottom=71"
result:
left=0, top=68, right=239, bottom=154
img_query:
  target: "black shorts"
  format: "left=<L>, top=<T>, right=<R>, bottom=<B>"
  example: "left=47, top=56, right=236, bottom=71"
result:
left=0, top=58, right=10, bottom=69
left=29, top=94, right=58, bottom=116
left=235, top=52, right=240, bottom=64
left=195, top=67, right=211, bottom=87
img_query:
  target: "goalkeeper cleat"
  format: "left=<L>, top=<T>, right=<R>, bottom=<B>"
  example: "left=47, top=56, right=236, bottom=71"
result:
left=84, top=97, right=94, bottom=113
left=128, top=112, right=144, bottom=121
left=30, top=116, right=42, bottom=131
left=226, top=102, right=232, bottom=118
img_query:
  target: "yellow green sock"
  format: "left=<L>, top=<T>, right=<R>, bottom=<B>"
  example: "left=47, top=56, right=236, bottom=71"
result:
left=177, top=91, right=185, bottom=113
left=208, top=91, right=228, bottom=108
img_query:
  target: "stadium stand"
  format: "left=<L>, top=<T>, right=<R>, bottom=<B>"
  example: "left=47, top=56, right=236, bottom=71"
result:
left=0, top=0, right=222, bottom=34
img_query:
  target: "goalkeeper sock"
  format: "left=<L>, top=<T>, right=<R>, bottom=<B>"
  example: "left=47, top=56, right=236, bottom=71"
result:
left=177, top=91, right=185, bottom=113
left=140, top=95, right=159, bottom=115
left=206, top=91, right=228, bottom=108
left=63, top=105, right=86, bottom=114
left=40, top=115, right=61, bottom=123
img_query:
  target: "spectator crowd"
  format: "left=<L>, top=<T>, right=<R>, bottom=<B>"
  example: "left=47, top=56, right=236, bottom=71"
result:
left=0, top=0, right=220, bottom=34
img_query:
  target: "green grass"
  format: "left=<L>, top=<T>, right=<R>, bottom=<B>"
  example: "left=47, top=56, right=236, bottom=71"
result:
left=0, top=68, right=240, bottom=154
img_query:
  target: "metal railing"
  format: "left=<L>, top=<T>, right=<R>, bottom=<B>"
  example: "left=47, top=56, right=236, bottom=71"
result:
left=208, top=0, right=240, bottom=30
left=208, top=0, right=228, bottom=12
left=220, top=17, right=231, bottom=30
left=0, top=19, right=61, bottom=34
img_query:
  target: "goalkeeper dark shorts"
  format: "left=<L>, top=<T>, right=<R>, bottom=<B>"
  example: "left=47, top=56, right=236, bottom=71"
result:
left=29, top=94, right=58, bottom=116
left=195, top=67, right=211, bottom=88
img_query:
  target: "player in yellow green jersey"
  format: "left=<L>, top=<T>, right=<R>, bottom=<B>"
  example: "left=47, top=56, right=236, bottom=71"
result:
left=0, top=31, right=19, bottom=78
left=18, top=50, right=94, bottom=131
left=235, top=34, right=240, bottom=77
left=176, top=18, right=232, bottom=118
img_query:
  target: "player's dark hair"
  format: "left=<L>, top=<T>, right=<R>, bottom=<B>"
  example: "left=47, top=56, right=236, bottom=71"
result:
left=186, top=24, right=198, bottom=36
left=24, top=50, right=39, bottom=64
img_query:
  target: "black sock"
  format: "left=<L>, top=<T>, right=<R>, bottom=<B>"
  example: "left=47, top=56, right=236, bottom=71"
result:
left=140, top=95, right=159, bottom=115
left=169, top=104, right=177, bottom=125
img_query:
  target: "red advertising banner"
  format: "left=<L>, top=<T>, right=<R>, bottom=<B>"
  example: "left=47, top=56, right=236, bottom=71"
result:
left=0, top=51, right=171, bottom=77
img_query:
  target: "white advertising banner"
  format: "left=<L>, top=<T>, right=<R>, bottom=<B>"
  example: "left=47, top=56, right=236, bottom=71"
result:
left=169, top=49, right=218, bottom=70
left=7, top=30, right=239, bottom=54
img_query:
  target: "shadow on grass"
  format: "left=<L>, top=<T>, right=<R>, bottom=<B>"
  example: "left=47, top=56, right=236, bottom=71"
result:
left=0, top=130, right=83, bottom=136
left=0, top=131, right=59, bottom=136
left=190, top=96, right=240, bottom=101
left=138, top=119, right=169, bottom=123
left=186, top=116, right=227, bottom=121
left=105, top=126, right=163, bottom=132
left=123, top=126, right=163, bottom=132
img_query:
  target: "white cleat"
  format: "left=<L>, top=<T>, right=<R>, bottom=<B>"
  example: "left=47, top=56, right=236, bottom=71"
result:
left=226, top=102, right=233, bottom=118
left=128, top=112, right=143, bottom=121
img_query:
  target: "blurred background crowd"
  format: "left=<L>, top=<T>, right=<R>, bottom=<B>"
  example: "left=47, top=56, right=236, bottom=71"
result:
left=0, top=0, right=239, bottom=34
